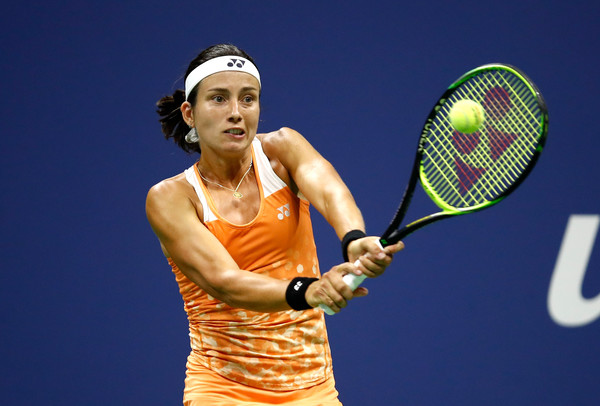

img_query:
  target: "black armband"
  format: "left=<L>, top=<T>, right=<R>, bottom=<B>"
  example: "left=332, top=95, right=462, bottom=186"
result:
left=341, top=229, right=367, bottom=262
left=285, top=277, right=319, bottom=311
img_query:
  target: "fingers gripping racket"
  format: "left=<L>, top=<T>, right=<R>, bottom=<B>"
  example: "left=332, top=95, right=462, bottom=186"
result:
left=321, top=63, right=548, bottom=315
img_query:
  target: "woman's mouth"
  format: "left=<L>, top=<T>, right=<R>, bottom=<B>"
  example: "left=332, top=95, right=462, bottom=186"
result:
left=225, top=128, right=245, bottom=137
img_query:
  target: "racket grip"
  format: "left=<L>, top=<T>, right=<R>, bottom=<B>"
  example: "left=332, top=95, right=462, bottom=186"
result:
left=319, top=240, right=384, bottom=315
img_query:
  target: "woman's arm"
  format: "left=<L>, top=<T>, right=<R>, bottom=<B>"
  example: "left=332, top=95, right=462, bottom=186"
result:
left=146, top=177, right=293, bottom=312
left=260, top=127, right=364, bottom=239
left=260, top=128, right=404, bottom=273
left=145, top=175, right=363, bottom=313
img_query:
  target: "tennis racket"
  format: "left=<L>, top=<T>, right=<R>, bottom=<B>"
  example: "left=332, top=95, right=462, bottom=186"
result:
left=321, top=63, right=548, bottom=315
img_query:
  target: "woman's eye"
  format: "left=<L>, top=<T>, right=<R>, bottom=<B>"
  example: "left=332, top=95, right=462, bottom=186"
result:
left=243, top=96, right=254, bottom=103
left=213, top=95, right=225, bottom=102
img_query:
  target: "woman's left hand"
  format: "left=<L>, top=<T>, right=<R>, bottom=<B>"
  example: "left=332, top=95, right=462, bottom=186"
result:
left=347, top=237, right=405, bottom=278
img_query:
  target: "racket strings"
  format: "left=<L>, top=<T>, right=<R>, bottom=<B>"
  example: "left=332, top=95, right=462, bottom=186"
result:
left=421, top=68, right=544, bottom=209
left=454, top=75, right=536, bottom=176
left=462, top=77, right=533, bottom=189
left=432, top=82, right=536, bottom=204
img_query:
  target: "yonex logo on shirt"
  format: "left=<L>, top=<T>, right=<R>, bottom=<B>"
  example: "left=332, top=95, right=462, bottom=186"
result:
left=277, top=204, right=290, bottom=220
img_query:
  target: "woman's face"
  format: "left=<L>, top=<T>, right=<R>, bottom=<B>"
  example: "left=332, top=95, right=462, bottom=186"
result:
left=187, top=71, right=260, bottom=158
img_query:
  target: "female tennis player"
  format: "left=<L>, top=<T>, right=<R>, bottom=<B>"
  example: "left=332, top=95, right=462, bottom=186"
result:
left=146, top=43, right=404, bottom=405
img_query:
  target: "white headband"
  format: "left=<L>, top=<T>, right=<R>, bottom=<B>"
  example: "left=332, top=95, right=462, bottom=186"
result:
left=184, top=55, right=261, bottom=99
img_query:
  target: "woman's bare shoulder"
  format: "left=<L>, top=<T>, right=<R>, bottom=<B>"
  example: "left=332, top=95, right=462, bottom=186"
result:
left=257, top=127, right=301, bottom=154
left=146, top=172, right=201, bottom=219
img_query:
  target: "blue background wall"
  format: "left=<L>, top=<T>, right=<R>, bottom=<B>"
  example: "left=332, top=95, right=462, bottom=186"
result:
left=2, top=1, right=599, bottom=404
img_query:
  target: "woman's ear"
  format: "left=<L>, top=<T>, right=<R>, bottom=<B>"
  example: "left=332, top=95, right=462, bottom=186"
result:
left=180, top=101, right=194, bottom=126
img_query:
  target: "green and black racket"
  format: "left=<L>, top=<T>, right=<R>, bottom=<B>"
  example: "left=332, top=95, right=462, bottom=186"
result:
left=321, top=63, right=548, bottom=315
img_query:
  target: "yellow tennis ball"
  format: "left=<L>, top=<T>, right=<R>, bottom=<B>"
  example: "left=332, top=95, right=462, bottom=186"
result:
left=449, top=99, right=485, bottom=133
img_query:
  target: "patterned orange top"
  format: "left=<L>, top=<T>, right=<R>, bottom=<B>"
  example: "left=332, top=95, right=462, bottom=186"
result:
left=168, top=138, right=333, bottom=391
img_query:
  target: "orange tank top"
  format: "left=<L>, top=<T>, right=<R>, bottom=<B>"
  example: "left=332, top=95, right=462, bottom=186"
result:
left=168, top=138, right=333, bottom=391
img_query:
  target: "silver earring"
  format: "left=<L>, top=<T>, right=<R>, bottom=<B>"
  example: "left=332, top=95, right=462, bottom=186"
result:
left=185, top=127, right=199, bottom=143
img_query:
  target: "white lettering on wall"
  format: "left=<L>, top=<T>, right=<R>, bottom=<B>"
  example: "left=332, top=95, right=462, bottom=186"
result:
left=548, top=214, right=600, bottom=327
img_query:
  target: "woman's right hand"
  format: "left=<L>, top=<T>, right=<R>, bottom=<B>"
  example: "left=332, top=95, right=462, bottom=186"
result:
left=305, top=263, right=369, bottom=313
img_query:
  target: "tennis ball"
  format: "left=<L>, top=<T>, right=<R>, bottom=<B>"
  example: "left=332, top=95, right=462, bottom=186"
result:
left=449, top=99, right=485, bottom=133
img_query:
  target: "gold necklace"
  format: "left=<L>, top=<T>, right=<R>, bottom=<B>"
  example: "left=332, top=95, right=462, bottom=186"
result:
left=197, top=159, right=253, bottom=199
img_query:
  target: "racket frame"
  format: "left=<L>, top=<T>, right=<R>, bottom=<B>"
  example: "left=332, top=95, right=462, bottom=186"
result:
left=320, top=63, right=548, bottom=316
left=380, top=63, right=548, bottom=246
